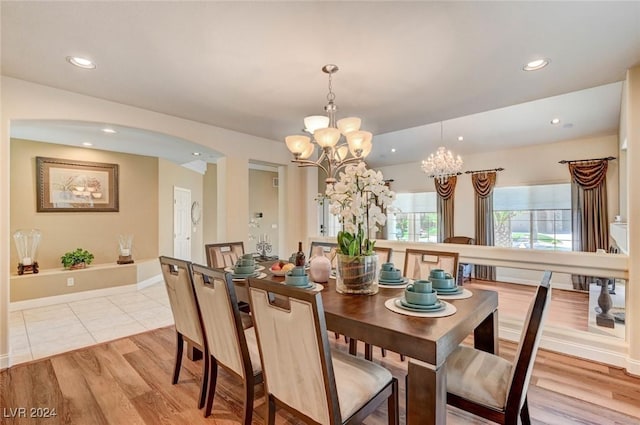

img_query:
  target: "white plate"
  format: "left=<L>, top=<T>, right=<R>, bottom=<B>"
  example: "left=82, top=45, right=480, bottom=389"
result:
left=224, top=264, right=265, bottom=273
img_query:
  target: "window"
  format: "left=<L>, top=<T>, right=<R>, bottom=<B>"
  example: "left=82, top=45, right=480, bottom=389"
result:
left=387, top=192, right=438, bottom=242
left=493, top=184, right=572, bottom=251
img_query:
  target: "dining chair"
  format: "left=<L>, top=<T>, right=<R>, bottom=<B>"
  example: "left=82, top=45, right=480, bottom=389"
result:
left=190, top=264, right=263, bottom=422
left=205, top=241, right=251, bottom=313
left=403, top=248, right=459, bottom=282
left=443, top=236, right=474, bottom=284
left=158, top=256, right=208, bottom=409
left=446, top=270, right=553, bottom=425
left=246, top=278, right=399, bottom=425
left=205, top=241, right=245, bottom=268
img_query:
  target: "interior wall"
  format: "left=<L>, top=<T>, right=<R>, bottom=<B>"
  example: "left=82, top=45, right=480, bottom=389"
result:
left=157, top=158, right=204, bottom=264
left=9, top=139, right=159, bottom=270
left=203, top=162, right=218, bottom=247
left=377, top=134, right=620, bottom=239
left=248, top=169, right=279, bottom=255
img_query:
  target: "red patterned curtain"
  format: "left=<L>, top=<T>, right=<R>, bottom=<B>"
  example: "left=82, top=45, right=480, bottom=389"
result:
left=569, top=160, right=610, bottom=290
left=472, top=172, right=497, bottom=280
left=435, top=176, right=457, bottom=242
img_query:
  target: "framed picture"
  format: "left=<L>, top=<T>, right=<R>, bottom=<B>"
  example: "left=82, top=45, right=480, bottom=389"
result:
left=36, top=157, right=119, bottom=212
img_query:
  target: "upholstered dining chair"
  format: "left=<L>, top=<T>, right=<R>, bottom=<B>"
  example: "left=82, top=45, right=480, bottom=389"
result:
left=205, top=241, right=245, bottom=269
left=190, top=264, right=263, bottom=422
left=446, top=270, right=553, bottom=425
left=205, top=241, right=251, bottom=313
left=158, top=256, right=208, bottom=409
left=246, top=278, right=399, bottom=425
left=403, top=249, right=459, bottom=282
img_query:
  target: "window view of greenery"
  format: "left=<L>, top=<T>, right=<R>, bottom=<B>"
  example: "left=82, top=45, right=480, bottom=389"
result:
left=387, top=192, right=438, bottom=242
left=493, top=184, right=573, bottom=251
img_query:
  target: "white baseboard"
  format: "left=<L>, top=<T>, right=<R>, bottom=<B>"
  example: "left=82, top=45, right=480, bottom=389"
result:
left=9, top=277, right=162, bottom=312
left=625, top=357, right=640, bottom=377
left=137, top=274, right=163, bottom=290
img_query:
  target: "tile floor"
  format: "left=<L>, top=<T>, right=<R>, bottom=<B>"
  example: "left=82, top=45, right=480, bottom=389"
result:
left=9, top=282, right=172, bottom=365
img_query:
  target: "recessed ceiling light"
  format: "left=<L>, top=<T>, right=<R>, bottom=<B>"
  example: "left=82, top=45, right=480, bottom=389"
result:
left=66, top=56, right=96, bottom=69
left=101, top=128, right=116, bottom=134
left=458, top=136, right=464, bottom=142
left=82, top=142, right=93, bottom=147
left=551, top=118, right=561, bottom=125
left=192, top=152, right=201, bottom=156
left=523, top=58, right=550, bottom=71
left=391, top=148, right=396, bottom=153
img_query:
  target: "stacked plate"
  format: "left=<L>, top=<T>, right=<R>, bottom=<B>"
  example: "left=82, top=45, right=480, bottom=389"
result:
left=394, top=297, right=445, bottom=313
left=379, top=276, right=409, bottom=286
left=434, top=286, right=463, bottom=295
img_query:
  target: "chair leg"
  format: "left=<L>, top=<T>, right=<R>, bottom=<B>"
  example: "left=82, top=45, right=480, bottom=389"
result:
left=364, top=343, right=373, bottom=361
left=520, top=396, right=531, bottom=425
left=343, top=334, right=348, bottom=343
left=349, top=339, right=358, bottom=356
left=388, top=378, right=399, bottom=425
left=242, top=376, right=255, bottom=425
left=198, top=349, right=210, bottom=409
left=400, top=354, right=406, bottom=361
left=172, top=332, right=184, bottom=384
left=268, top=394, right=277, bottom=425
left=334, top=331, right=340, bottom=339
left=204, top=359, right=219, bottom=417
left=381, top=347, right=387, bottom=357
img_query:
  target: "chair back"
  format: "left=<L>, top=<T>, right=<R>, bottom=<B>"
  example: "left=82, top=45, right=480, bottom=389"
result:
left=191, top=264, right=252, bottom=379
left=373, top=246, right=392, bottom=264
left=403, top=249, right=459, bottom=281
left=159, top=256, right=203, bottom=346
left=505, top=271, right=552, bottom=416
left=205, top=242, right=245, bottom=268
left=247, top=278, right=341, bottom=425
left=310, top=241, right=339, bottom=269
left=443, top=236, right=474, bottom=245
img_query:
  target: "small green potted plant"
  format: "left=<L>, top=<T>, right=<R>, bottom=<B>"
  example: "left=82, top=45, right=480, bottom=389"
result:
left=61, top=248, right=94, bottom=270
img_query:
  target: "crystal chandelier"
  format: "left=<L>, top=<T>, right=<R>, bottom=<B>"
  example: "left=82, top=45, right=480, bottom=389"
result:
left=285, top=64, right=372, bottom=184
left=421, top=122, right=463, bottom=183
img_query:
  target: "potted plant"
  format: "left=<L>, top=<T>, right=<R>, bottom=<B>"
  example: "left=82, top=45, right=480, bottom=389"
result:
left=61, top=248, right=94, bottom=270
left=325, top=162, right=395, bottom=294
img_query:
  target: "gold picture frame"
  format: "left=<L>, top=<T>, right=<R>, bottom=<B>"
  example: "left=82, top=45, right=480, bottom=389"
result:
left=36, top=156, right=119, bottom=212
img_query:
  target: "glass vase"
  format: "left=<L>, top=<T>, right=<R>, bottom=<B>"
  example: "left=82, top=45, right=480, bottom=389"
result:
left=13, top=229, right=42, bottom=274
left=335, top=253, right=379, bottom=295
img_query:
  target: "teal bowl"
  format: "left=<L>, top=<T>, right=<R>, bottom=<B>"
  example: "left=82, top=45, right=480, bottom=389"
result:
left=285, top=273, right=309, bottom=287
left=380, top=269, right=402, bottom=280
left=431, top=277, right=456, bottom=289
left=430, top=268, right=446, bottom=279
left=234, top=265, right=255, bottom=275
left=404, top=287, right=438, bottom=305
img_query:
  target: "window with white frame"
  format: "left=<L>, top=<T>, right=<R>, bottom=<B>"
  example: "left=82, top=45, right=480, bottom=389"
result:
left=493, top=184, right=572, bottom=251
left=387, top=192, right=438, bottom=242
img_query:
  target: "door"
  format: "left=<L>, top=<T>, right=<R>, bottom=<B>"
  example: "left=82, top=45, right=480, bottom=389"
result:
left=174, top=187, right=191, bottom=260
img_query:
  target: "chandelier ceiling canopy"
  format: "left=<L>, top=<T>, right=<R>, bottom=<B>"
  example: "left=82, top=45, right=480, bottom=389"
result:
left=421, top=122, right=463, bottom=183
left=285, top=64, right=372, bottom=184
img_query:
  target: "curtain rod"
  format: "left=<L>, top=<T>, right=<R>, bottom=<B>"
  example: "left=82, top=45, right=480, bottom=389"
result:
left=428, top=172, right=462, bottom=179
left=464, top=167, right=504, bottom=175
left=558, top=156, right=616, bottom=164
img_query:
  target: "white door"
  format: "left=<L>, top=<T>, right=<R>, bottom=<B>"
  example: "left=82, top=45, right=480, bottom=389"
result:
left=174, top=187, right=191, bottom=260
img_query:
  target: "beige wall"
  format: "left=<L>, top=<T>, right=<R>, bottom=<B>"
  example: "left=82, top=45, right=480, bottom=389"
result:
left=249, top=169, right=279, bottom=255
left=203, top=162, right=218, bottom=246
left=10, top=139, right=159, bottom=270
left=377, top=134, right=620, bottom=238
left=158, top=158, right=204, bottom=264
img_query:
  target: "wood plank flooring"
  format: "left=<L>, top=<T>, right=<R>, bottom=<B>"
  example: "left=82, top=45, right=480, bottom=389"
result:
left=2, top=326, right=639, bottom=425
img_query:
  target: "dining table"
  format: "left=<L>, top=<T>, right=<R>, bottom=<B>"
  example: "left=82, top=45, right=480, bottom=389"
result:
left=228, top=263, right=499, bottom=425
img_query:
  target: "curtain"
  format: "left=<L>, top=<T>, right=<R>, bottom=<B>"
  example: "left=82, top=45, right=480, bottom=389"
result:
left=569, top=160, right=610, bottom=290
left=435, top=176, right=457, bottom=242
left=472, top=172, right=497, bottom=280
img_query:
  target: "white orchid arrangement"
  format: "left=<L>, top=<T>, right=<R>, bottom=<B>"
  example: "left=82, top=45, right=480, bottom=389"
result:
left=325, top=162, right=395, bottom=256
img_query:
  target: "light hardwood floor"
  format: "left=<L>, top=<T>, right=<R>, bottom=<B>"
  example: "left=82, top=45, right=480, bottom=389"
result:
left=1, top=325, right=639, bottom=425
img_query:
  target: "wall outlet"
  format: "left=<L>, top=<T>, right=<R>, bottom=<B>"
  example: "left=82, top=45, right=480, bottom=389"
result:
left=67, top=277, right=74, bottom=287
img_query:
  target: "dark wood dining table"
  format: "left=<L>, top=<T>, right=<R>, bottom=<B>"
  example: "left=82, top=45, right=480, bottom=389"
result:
left=230, top=265, right=499, bottom=425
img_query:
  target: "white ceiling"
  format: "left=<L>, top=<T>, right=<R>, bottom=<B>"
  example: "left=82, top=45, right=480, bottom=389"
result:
left=2, top=1, right=639, bottom=167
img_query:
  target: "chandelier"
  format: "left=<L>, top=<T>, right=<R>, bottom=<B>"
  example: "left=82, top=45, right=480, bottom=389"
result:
left=421, top=122, right=463, bottom=183
left=285, top=64, right=372, bottom=184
